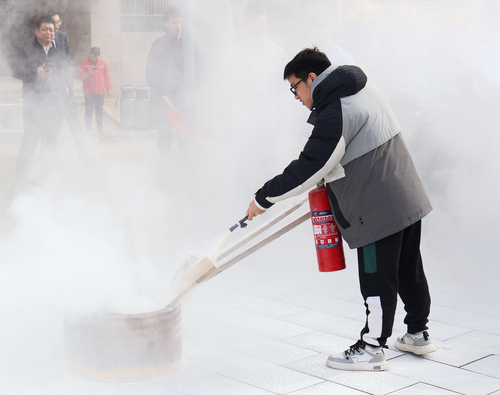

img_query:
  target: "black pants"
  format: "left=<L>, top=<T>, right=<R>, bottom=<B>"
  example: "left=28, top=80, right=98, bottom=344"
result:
left=357, top=220, right=431, bottom=347
left=155, top=95, right=194, bottom=180
left=84, top=92, right=104, bottom=131
left=17, top=101, right=64, bottom=184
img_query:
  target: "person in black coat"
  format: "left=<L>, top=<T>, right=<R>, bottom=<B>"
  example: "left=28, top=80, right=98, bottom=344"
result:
left=145, top=5, right=202, bottom=179
left=145, top=6, right=185, bottom=110
left=13, top=16, right=72, bottom=185
left=26, top=8, right=90, bottom=165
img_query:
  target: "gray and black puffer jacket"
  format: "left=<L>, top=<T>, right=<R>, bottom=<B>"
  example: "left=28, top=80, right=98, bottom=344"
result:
left=254, top=65, right=432, bottom=249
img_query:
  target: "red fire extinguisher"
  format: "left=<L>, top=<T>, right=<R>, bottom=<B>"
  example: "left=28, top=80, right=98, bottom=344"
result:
left=308, top=181, right=346, bottom=272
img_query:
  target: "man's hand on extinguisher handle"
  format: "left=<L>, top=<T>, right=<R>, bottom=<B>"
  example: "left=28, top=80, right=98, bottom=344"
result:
left=246, top=200, right=265, bottom=221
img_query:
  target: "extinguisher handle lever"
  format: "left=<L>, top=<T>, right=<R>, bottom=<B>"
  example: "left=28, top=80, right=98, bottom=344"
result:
left=239, top=215, right=249, bottom=228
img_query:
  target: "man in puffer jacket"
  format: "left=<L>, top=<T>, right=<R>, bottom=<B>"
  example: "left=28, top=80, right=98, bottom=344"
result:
left=245, top=47, right=435, bottom=371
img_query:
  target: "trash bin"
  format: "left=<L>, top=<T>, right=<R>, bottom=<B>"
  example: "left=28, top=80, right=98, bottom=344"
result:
left=121, top=85, right=135, bottom=128
left=135, top=85, right=150, bottom=129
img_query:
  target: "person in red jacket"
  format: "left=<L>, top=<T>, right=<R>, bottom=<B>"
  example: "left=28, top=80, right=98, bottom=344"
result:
left=78, top=47, right=111, bottom=133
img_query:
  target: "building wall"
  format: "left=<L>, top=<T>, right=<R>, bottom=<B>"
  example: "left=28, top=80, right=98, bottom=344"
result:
left=63, top=0, right=92, bottom=76
left=89, top=0, right=173, bottom=86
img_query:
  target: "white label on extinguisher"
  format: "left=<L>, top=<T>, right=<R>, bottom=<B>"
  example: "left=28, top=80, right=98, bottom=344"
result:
left=312, top=220, right=338, bottom=237
left=311, top=209, right=340, bottom=249
left=311, top=210, right=334, bottom=224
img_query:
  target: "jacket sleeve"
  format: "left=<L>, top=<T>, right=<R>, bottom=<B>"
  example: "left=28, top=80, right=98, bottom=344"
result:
left=49, top=48, right=72, bottom=89
left=145, top=39, right=162, bottom=90
left=254, top=101, right=345, bottom=209
left=55, top=32, right=71, bottom=62
left=63, top=34, right=71, bottom=61
left=12, top=46, right=37, bottom=83
left=62, top=53, right=73, bottom=88
left=78, top=60, right=89, bottom=80
left=103, top=61, right=111, bottom=91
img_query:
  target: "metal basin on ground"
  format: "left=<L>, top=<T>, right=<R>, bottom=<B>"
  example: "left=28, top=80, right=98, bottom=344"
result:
left=64, top=305, right=182, bottom=381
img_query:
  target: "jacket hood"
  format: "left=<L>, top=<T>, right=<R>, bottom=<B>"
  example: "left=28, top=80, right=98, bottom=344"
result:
left=311, top=65, right=367, bottom=111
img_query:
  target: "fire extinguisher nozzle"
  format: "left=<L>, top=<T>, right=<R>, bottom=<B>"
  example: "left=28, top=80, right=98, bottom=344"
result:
left=229, top=224, right=238, bottom=232
left=229, top=215, right=249, bottom=232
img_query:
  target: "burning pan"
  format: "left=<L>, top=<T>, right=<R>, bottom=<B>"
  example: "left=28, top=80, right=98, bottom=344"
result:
left=64, top=305, right=182, bottom=381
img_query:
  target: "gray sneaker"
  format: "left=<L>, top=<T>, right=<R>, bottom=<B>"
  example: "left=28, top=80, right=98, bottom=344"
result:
left=395, top=330, right=437, bottom=355
left=326, top=340, right=389, bottom=371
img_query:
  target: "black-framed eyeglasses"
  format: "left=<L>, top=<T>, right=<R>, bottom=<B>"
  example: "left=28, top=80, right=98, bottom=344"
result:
left=290, top=75, right=308, bottom=96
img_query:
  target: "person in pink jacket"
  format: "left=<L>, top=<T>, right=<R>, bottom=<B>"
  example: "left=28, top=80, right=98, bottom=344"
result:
left=78, top=47, right=111, bottom=133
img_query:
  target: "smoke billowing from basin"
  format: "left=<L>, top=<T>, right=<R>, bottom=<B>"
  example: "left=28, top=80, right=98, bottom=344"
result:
left=1, top=0, right=500, bottom=390
left=3, top=189, right=159, bottom=314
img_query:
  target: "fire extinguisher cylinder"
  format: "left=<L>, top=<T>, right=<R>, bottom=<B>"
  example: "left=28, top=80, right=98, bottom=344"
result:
left=308, top=183, right=346, bottom=272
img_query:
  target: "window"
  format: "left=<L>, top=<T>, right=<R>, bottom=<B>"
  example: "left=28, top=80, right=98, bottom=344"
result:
left=121, top=0, right=171, bottom=33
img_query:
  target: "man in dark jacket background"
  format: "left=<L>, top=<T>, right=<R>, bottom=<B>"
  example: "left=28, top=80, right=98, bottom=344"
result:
left=26, top=7, right=90, bottom=166
left=246, top=48, right=435, bottom=371
left=145, top=5, right=201, bottom=179
left=13, top=16, right=71, bottom=185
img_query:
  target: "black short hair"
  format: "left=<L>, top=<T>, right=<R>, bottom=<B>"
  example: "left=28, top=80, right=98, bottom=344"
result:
left=90, top=47, right=101, bottom=56
left=283, top=47, right=332, bottom=80
left=164, top=5, right=181, bottom=22
left=40, top=7, right=58, bottom=19
left=35, top=16, right=55, bottom=30
left=244, top=1, right=266, bottom=19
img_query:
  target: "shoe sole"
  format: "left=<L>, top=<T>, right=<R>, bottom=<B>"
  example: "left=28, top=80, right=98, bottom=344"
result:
left=326, top=360, right=389, bottom=371
left=394, top=342, right=437, bottom=355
